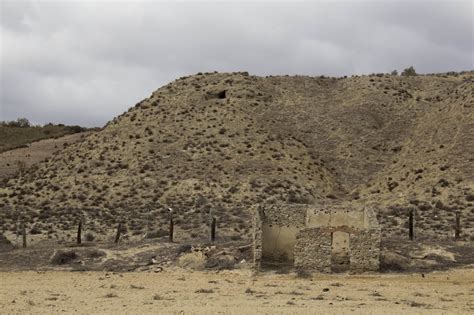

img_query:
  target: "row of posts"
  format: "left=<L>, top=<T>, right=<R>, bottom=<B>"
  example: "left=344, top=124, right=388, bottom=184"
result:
left=110, top=209, right=217, bottom=244
left=17, top=208, right=217, bottom=247
left=17, top=208, right=462, bottom=247
left=408, top=208, right=462, bottom=241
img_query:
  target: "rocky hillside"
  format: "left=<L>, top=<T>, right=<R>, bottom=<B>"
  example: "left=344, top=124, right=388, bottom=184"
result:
left=0, top=71, right=472, bottom=241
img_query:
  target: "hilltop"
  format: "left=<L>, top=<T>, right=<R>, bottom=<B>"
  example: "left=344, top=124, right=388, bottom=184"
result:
left=0, top=71, right=473, bottom=241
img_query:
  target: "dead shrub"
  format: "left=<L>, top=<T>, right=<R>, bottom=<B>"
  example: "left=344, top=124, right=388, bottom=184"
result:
left=195, top=288, right=214, bottom=293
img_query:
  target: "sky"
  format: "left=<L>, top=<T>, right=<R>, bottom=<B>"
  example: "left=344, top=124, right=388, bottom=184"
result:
left=0, top=0, right=472, bottom=127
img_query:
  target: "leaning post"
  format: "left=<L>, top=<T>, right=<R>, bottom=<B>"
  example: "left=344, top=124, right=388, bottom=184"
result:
left=114, top=222, right=122, bottom=244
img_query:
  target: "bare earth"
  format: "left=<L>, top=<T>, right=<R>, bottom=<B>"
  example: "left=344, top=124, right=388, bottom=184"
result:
left=1, top=268, right=473, bottom=314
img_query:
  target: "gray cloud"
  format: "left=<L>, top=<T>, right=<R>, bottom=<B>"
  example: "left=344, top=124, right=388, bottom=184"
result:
left=1, top=0, right=472, bottom=127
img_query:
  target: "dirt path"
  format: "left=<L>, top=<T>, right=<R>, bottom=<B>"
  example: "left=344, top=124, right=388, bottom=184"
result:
left=1, top=267, right=472, bottom=314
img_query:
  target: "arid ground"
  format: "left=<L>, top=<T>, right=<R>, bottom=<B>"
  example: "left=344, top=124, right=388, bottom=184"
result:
left=1, top=268, right=473, bottom=314
left=0, top=71, right=473, bottom=314
left=0, top=235, right=472, bottom=314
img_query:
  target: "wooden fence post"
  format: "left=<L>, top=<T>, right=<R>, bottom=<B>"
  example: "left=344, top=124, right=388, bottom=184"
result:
left=114, top=223, right=122, bottom=244
left=22, top=223, right=27, bottom=248
left=77, top=220, right=82, bottom=245
left=409, top=207, right=415, bottom=241
left=454, top=212, right=461, bottom=240
left=211, top=217, right=216, bottom=242
left=15, top=218, right=20, bottom=247
left=169, top=215, right=174, bottom=242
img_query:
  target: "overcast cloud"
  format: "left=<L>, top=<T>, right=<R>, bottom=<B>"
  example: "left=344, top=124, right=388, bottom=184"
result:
left=0, top=0, right=472, bottom=127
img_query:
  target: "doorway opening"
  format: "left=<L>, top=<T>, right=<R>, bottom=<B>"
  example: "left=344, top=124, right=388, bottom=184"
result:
left=331, top=231, right=350, bottom=272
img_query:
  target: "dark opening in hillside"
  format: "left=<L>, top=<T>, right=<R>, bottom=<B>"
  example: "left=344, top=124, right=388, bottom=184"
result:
left=218, top=90, right=227, bottom=99
left=205, top=90, right=227, bottom=100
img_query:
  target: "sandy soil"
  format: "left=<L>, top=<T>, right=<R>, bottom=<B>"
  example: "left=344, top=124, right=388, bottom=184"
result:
left=1, top=268, right=473, bottom=314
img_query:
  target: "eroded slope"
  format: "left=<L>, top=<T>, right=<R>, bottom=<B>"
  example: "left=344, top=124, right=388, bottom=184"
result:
left=0, top=71, right=472, bottom=240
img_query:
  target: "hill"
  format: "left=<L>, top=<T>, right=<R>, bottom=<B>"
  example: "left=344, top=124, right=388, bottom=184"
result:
left=0, top=131, right=94, bottom=186
left=0, top=71, right=472, bottom=242
left=0, top=120, right=91, bottom=153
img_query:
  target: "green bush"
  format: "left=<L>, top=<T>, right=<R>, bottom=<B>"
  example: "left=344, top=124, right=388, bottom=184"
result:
left=401, top=66, right=417, bottom=76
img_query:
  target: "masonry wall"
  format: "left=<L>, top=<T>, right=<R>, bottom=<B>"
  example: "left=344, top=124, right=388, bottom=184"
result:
left=255, top=204, right=307, bottom=265
left=253, top=203, right=382, bottom=272
left=349, top=228, right=381, bottom=272
left=259, top=203, right=307, bottom=227
left=294, top=227, right=332, bottom=272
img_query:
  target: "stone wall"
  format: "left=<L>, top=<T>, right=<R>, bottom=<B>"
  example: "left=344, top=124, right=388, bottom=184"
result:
left=349, top=228, right=381, bottom=272
left=255, top=204, right=307, bottom=264
left=252, top=203, right=382, bottom=272
left=258, top=203, right=307, bottom=228
left=294, top=228, right=332, bottom=272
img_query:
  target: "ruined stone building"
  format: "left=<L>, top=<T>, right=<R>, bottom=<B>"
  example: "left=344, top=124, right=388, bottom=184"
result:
left=252, top=203, right=381, bottom=272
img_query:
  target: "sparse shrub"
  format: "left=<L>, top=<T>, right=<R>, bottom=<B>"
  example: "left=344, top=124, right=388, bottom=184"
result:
left=205, top=255, right=235, bottom=270
left=195, top=288, right=214, bottom=293
left=29, top=225, right=42, bottom=235
left=230, top=234, right=242, bottom=241
left=51, top=250, right=77, bottom=265
left=84, top=249, right=106, bottom=259
left=145, top=229, right=168, bottom=239
left=176, top=244, right=192, bottom=255
left=296, top=268, right=312, bottom=279
left=245, top=287, right=256, bottom=294
left=0, top=234, right=13, bottom=252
